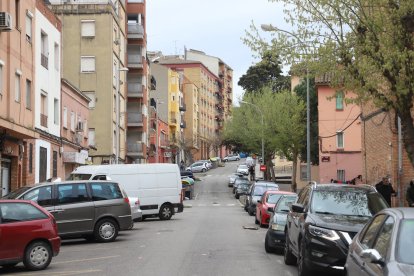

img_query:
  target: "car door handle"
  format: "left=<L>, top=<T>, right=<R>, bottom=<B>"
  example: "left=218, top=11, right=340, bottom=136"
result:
left=50, top=209, right=64, bottom=213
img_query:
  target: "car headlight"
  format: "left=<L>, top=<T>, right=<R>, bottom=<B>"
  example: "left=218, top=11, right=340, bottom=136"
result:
left=271, top=224, right=285, bottom=231
left=308, top=225, right=340, bottom=241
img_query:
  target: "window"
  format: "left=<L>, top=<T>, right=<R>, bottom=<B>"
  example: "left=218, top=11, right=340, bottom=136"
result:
left=336, top=91, right=344, bottom=110
left=29, top=143, right=33, bottom=173
left=54, top=43, right=59, bottom=71
left=52, top=151, right=57, bottom=178
left=81, top=56, right=95, bottom=73
left=15, top=73, right=21, bottom=102
left=54, top=99, right=59, bottom=125
left=337, top=169, right=345, bottom=182
left=337, top=131, right=344, bottom=148
left=63, top=107, right=67, bottom=128
left=41, top=32, right=48, bottom=69
left=70, top=112, right=75, bottom=131
left=22, top=186, right=53, bottom=207
left=84, top=91, right=96, bottom=108
left=81, top=20, right=95, bottom=37
left=25, top=12, right=32, bottom=42
left=0, top=202, right=48, bottom=223
left=360, top=215, right=387, bottom=247
left=15, top=0, right=20, bottom=29
left=91, top=183, right=122, bottom=201
left=88, top=129, right=95, bottom=146
left=40, top=93, right=48, bottom=127
left=373, top=216, right=394, bottom=258
left=25, top=79, right=31, bottom=109
left=57, top=184, right=89, bottom=205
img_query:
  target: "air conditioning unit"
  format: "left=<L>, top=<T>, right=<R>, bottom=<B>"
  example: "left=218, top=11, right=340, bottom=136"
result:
left=0, top=12, right=12, bottom=31
left=76, top=121, right=84, bottom=132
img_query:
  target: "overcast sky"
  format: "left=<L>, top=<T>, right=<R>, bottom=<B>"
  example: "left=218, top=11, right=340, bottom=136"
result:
left=146, top=0, right=288, bottom=104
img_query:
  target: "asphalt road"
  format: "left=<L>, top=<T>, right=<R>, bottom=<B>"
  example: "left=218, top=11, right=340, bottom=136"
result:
left=1, top=160, right=334, bottom=276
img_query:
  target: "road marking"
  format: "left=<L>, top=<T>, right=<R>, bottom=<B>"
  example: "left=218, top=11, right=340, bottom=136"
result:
left=6, top=270, right=103, bottom=276
left=226, top=203, right=235, bottom=206
left=53, top=255, right=120, bottom=265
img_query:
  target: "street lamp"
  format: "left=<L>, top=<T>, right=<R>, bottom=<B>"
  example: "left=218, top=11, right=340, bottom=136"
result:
left=116, top=67, right=129, bottom=164
left=155, top=99, right=164, bottom=163
left=261, top=24, right=311, bottom=182
left=239, top=100, right=264, bottom=165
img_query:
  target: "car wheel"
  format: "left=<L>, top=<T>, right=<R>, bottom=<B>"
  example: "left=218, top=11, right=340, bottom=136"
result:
left=94, top=218, right=118, bottom=242
left=298, top=238, right=311, bottom=276
left=235, top=194, right=239, bottom=199
left=248, top=206, right=254, bottom=216
left=244, top=203, right=248, bottom=212
left=236, top=158, right=240, bottom=161
left=284, top=232, right=297, bottom=265
left=255, top=216, right=259, bottom=224
left=159, top=204, right=173, bottom=220
left=201, top=168, right=206, bottom=172
left=264, top=232, right=273, bottom=253
left=23, top=241, right=52, bottom=271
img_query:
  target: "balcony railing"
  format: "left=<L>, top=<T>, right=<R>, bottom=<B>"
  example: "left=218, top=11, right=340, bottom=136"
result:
left=127, top=142, right=144, bottom=156
left=127, top=83, right=143, bottom=98
left=40, top=114, right=48, bottom=127
left=127, top=112, right=143, bottom=126
left=179, top=103, right=186, bottom=112
left=41, top=53, right=48, bottom=69
left=127, top=55, right=143, bottom=68
left=180, top=121, right=186, bottom=129
left=127, top=23, right=144, bottom=39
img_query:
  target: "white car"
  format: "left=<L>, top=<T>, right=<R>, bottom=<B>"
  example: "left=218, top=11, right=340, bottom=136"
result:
left=237, top=164, right=249, bottom=175
left=186, top=162, right=208, bottom=173
left=197, top=160, right=212, bottom=170
left=223, top=154, right=240, bottom=162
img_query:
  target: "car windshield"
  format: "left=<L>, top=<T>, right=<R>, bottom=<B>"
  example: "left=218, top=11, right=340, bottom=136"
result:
left=238, top=165, right=248, bottom=169
left=311, top=190, right=388, bottom=216
left=266, top=194, right=283, bottom=204
left=68, top=173, right=92, bottom=181
left=1, top=186, right=33, bottom=199
left=235, top=179, right=249, bottom=184
left=397, top=219, right=414, bottom=265
left=275, top=195, right=297, bottom=213
left=253, top=185, right=278, bottom=196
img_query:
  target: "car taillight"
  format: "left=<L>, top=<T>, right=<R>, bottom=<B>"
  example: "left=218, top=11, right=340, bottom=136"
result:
left=124, top=197, right=130, bottom=204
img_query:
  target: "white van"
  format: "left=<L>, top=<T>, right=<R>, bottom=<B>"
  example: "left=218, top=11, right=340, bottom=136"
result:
left=69, top=164, right=184, bottom=220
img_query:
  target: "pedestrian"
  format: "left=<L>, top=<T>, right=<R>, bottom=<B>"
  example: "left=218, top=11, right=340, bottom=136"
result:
left=180, top=160, right=185, bottom=171
left=406, top=180, right=414, bottom=207
left=375, top=176, right=397, bottom=206
left=249, top=165, right=255, bottom=181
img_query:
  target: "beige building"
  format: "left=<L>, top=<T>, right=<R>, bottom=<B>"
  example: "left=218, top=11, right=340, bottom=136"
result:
left=48, top=0, right=127, bottom=165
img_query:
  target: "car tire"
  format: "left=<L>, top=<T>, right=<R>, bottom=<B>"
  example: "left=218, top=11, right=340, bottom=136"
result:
left=248, top=207, right=254, bottom=216
left=23, top=241, right=52, bottom=271
left=264, top=232, right=273, bottom=253
left=284, top=232, right=297, bottom=265
left=94, top=218, right=118, bottom=243
left=244, top=203, right=248, bottom=212
left=236, top=158, right=240, bottom=161
left=201, top=168, right=206, bottom=172
left=298, top=238, right=312, bottom=276
left=159, top=204, right=173, bottom=220
left=255, top=216, right=259, bottom=224
left=235, top=194, right=239, bottom=199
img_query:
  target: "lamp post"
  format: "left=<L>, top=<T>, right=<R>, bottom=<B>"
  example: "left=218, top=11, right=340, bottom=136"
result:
left=261, top=24, right=311, bottom=182
left=239, top=100, right=264, bottom=165
left=116, top=67, right=129, bottom=164
left=155, top=99, right=164, bottom=163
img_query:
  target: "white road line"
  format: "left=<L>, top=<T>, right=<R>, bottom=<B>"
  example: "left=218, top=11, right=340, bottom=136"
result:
left=53, top=255, right=120, bottom=264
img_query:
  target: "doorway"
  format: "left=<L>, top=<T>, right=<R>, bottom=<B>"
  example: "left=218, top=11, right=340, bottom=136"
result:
left=1, top=159, right=11, bottom=196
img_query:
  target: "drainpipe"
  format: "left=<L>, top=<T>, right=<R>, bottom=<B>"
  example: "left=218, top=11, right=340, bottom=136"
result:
left=398, top=116, right=403, bottom=207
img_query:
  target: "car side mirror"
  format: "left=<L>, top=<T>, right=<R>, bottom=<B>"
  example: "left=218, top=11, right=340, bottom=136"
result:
left=257, top=199, right=262, bottom=204
left=267, top=207, right=274, bottom=213
left=291, top=203, right=305, bottom=213
left=360, top=249, right=385, bottom=266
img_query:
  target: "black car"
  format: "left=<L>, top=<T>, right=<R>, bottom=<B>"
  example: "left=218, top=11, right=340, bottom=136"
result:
left=345, top=208, right=414, bottom=276
left=235, top=182, right=250, bottom=199
left=180, top=170, right=195, bottom=181
left=284, top=183, right=388, bottom=276
left=265, top=194, right=297, bottom=253
left=245, top=181, right=279, bottom=216
left=232, top=177, right=249, bottom=194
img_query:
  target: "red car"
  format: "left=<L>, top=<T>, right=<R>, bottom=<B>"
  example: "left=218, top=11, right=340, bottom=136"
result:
left=255, top=190, right=296, bottom=227
left=0, top=200, right=61, bottom=271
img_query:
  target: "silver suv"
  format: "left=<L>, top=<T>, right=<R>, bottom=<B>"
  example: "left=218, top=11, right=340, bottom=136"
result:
left=3, top=181, right=132, bottom=242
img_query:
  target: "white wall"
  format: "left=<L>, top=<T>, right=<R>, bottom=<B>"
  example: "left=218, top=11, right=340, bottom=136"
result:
left=34, top=9, right=61, bottom=137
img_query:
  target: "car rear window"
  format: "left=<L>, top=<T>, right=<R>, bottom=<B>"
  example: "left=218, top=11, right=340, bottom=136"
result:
left=91, top=183, right=123, bottom=201
left=397, top=219, right=414, bottom=265
left=68, top=174, right=92, bottom=181
left=0, top=202, right=48, bottom=223
left=57, top=184, right=89, bottom=204
left=266, top=194, right=283, bottom=204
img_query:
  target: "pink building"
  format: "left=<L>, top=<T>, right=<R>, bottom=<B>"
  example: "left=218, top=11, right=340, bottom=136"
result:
left=316, top=78, right=363, bottom=183
left=60, top=79, right=90, bottom=179
left=148, top=105, right=171, bottom=163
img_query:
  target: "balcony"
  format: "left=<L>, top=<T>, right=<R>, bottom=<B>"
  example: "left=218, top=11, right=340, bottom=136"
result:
left=180, top=121, right=186, bottom=129
left=128, top=83, right=143, bottom=98
left=179, top=103, right=186, bottom=112
left=127, top=142, right=144, bottom=157
left=127, top=112, right=143, bottom=127
left=41, top=53, right=48, bottom=69
left=170, top=112, right=177, bottom=125
left=127, top=55, right=143, bottom=69
left=40, top=114, right=48, bottom=127
left=127, top=23, right=144, bottom=39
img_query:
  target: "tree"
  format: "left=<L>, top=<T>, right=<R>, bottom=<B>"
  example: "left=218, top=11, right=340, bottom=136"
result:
left=245, top=0, right=414, bottom=167
left=294, top=78, right=319, bottom=165
left=238, top=50, right=290, bottom=93
left=223, top=87, right=306, bottom=191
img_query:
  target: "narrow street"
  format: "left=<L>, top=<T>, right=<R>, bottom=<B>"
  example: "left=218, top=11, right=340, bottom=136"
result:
left=1, top=161, right=298, bottom=276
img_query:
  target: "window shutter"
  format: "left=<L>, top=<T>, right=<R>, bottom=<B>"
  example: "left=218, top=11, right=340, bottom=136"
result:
left=81, top=57, right=95, bottom=72
left=81, top=21, right=95, bottom=37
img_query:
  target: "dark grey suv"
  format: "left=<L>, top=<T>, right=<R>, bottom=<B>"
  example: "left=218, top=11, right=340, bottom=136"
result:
left=4, top=181, right=132, bottom=242
left=284, top=183, right=388, bottom=276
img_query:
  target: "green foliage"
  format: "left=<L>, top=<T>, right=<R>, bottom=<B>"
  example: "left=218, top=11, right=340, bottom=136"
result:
left=238, top=50, right=290, bottom=93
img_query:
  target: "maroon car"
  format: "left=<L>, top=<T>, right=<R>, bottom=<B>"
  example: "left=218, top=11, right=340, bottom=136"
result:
left=0, top=200, right=61, bottom=271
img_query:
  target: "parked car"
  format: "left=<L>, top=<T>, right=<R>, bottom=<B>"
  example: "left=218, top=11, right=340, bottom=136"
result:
left=3, top=181, right=132, bottom=242
left=197, top=160, right=212, bottom=170
left=129, top=196, right=142, bottom=223
left=255, top=190, right=296, bottom=227
left=186, top=162, right=208, bottom=173
left=234, top=181, right=251, bottom=199
left=0, top=200, right=61, bottom=271
left=180, top=170, right=195, bottom=181
left=236, top=164, right=249, bottom=175
left=284, top=183, right=388, bottom=276
left=245, top=181, right=279, bottom=216
left=223, top=154, right=240, bottom=162
left=265, top=194, right=298, bottom=253
left=232, top=177, right=250, bottom=196
left=345, top=207, right=414, bottom=276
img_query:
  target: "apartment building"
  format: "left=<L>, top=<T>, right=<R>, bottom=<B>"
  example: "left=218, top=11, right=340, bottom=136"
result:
left=315, top=77, right=363, bottom=184
left=61, top=79, right=90, bottom=179
left=181, top=76, right=199, bottom=163
left=48, top=0, right=128, bottom=165
left=0, top=0, right=38, bottom=194
left=147, top=99, right=170, bottom=163
left=126, top=0, right=150, bottom=164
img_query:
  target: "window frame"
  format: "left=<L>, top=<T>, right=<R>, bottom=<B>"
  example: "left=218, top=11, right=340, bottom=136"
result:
left=337, top=130, right=344, bottom=149
left=81, top=56, right=96, bottom=73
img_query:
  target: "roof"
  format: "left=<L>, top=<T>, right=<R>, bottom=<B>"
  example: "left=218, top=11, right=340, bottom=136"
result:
left=312, top=183, right=376, bottom=192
